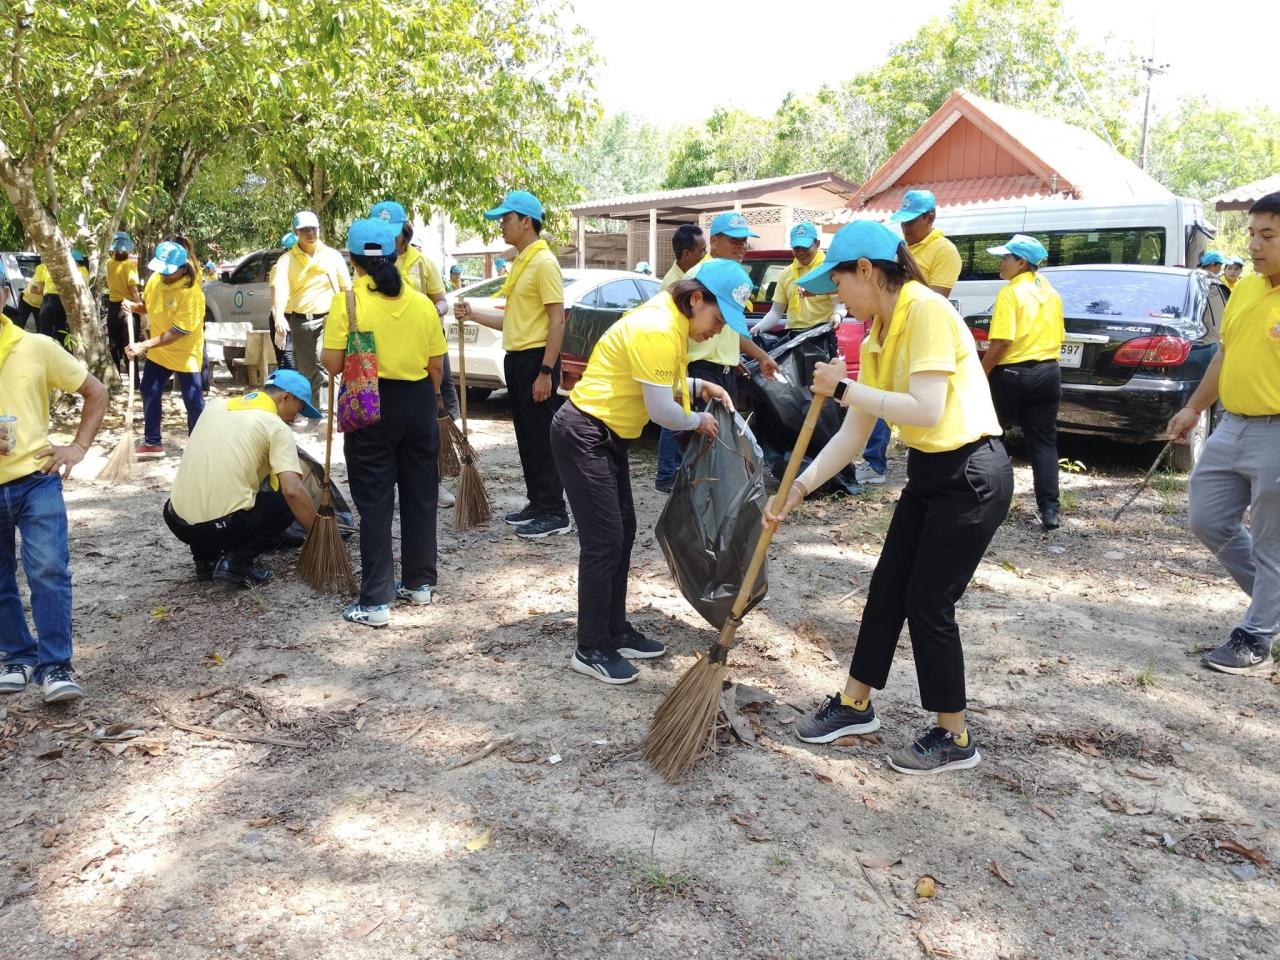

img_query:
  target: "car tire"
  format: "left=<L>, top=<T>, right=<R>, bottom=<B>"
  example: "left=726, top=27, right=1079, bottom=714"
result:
left=1169, top=405, right=1211, bottom=472
left=466, top=387, right=492, bottom=404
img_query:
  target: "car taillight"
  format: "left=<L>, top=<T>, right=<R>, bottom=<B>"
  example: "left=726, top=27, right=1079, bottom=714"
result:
left=969, top=326, right=988, bottom=341
left=1112, top=335, right=1191, bottom=367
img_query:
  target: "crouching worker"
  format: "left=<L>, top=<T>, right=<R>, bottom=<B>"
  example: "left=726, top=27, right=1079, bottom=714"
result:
left=552, top=259, right=749, bottom=685
left=163, top=369, right=320, bottom=588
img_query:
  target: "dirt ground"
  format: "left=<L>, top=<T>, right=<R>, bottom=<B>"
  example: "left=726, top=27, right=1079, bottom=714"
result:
left=1, top=379, right=1277, bottom=960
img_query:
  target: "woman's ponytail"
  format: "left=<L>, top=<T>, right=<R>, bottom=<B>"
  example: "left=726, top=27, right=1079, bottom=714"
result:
left=351, top=253, right=403, bottom=298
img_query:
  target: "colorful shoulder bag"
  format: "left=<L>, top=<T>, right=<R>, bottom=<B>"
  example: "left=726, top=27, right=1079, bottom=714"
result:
left=336, top=289, right=381, bottom=432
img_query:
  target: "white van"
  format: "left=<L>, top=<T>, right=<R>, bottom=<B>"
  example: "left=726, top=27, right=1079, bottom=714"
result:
left=937, top=197, right=1214, bottom=319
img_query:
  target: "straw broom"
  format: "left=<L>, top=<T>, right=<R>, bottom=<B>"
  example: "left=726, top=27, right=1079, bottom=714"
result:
left=643, top=393, right=827, bottom=781
left=97, top=308, right=138, bottom=482
left=437, top=397, right=462, bottom=479
left=453, top=302, right=492, bottom=530
left=298, top=379, right=356, bottom=592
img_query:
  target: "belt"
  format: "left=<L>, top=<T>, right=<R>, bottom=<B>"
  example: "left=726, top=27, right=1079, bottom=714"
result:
left=1226, top=411, right=1280, bottom=423
left=999, top=358, right=1058, bottom=368
left=690, top=359, right=735, bottom=375
left=286, top=311, right=328, bottom=322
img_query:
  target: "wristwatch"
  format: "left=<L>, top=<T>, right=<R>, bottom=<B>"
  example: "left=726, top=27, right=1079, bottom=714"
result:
left=832, top=379, right=852, bottom=405
left=538, top=364, right=554, bottom=376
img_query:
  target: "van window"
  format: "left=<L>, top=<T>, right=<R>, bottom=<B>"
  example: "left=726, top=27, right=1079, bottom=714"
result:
left=745, top=260, right=789, bottom=305
left=955, top=227, right=1167, bottom=281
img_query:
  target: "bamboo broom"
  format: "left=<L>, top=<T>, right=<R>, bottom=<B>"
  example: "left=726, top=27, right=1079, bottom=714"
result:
left=97, top=307, right=138, bottom=482
left=453, top=302, right=491, bottom=530
left=298, top=379, right=356, bottom=592
left=437, top=395, right=462, bottom=479
left=643, top=393, right=827, bottom=781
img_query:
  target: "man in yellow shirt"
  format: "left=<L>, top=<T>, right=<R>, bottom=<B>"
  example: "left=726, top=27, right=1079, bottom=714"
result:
left=659, top=224, right=706, bottom=293
left=454, top=190, right=570, bottom=539
left=271, top=209, right=352, bottom=404
left=1222, top=256, right=1244, bottom=291
left=105, top=232, right=140, bottom=375
left=1168, top=191, right=1280, bottom=675
left=1198, top=251, right=1225, bottom=276
left=447, top=263, right=463, bottom=291
left=751, top=222, right=835, bottom=343
left=0, top=311, right=106, bottom=704
left=982, top=234, right=1065, bottom=530
left=33, top=250, right=91, bottom=350
left=890, top=190, right=962, bottom=296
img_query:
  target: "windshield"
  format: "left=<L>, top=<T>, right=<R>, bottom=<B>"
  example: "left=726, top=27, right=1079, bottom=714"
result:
left=1048, top=270, right=1190, bottom=319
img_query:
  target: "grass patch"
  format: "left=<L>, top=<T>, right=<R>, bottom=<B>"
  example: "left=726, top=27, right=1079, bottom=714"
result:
left=1060, top=489, right=1078, bottom=514
left=641, top=865, right=697, bottom=896
left=1134, top=661, right=1158, bottom=689
left=1150, top=470, right=1185, bottom=495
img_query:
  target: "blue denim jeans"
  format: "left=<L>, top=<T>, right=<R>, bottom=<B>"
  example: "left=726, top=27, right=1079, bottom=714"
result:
left=141, top=358, right=204, bottom=446
left=0, top=472, right=73, bottom=679
left=656, top=427, right=682, bottom=486
left=863, top=418, right=891, bottom=476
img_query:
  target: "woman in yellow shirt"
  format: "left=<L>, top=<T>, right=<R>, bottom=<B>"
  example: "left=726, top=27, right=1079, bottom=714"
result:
left=124, top=240, right=206, bottom=454
left=550, top=259, right=746, bottom=684
left=322, top=219, right=447, bottom=628
left=766, top=220, right=1013, bottom=774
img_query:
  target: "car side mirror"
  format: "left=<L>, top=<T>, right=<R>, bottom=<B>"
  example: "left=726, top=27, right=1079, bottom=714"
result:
left=220, top=271, right=231, bottom=283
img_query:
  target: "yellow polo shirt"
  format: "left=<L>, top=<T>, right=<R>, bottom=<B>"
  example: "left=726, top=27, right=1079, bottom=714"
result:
left=570, top=292, right=689, bottom=440
left=859, top=281, right=1001, bottom=453
left=323, top=276, right=446, bottom=382
left=398, top=246, right=446, bottom=299
left=33, top=263, right=90, bottom=298
left=499, top=239, right=563, bottom=352
left=106, top=258, right=140, bottom=303
left=1218, top=273, right=1280, bottom=416
left=685, top=258, right=743, bottom=366
left=22, top=268, right=44, bottom=308
left=273, top=242, right=351, bottom=316
left=988, top=270, right=1065, bottom=365
left=142, top=272, right=205, bottom=373
left=660, top=261, right=686, bottom=292
left=774, top=250, right=835, bottom=330
left=909, top=229, right=962, bottom=292
left=0, top=326, right=89, bottom=484
left=1223, top=275, right=1238, bottom=291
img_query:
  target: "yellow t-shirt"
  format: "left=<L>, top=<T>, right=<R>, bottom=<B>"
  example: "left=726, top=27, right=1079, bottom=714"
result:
left=273, top=242, right=351, bottom=316
left=659, top=261, right=686, bottom=292
left=774, top=250, right=835, bottom=330
left=106, top=257, right=140, bottom=303
left=0, top=327, right=89, bottom=484
left=323, top=276, right=447, bottom=382
left=570, top=293, right=689, bottom=440
left=22, top=266, right=44, bottom=307
left=499, top=239, right=563, bottom=352
left=398, top=247, right=446, bottom=299
left=1223, top=275, right=1238, bottom=291
left=988, top=270, right=1065, bottom=365
left=686, top=258, right=744, bottom=366
left=169, top=394, right=303, bottom=523
left=33, top=263, right=90, bottom=298
left=908, top=229, right=962, bottom=292
left=142, top=272, right=205, bottom=373
left=859, top=281, right=1002, bottom=454
left=1218, top=273, right=1280, bottom=416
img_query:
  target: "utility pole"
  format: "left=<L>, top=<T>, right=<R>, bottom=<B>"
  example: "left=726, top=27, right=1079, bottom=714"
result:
left=1138, top=57, right=1169, bottom=171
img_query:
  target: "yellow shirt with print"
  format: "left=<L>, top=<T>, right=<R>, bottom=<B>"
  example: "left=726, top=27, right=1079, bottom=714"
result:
left=859, top=281, right=1001, bottom=453
left=570, top=292, right=688, bottom=440
left=33, top=263, right=90, bottom=298
left=398, top=246, right=446, bottom=299
left=908, top=229, right=962, bottom=291
left=323, top=276, right=446, bottom=382
left=685, top=258, right=744, bottom=366
left=273, top=242, right=351, bottom=316
left=0, top=329, right=88, bottom=484
left=169, top=394, right=303, bottom=524
left=500, top=240, right=563, bottom=352
left=106, top=258, right=140, bottom=303
left=659, top=261, right=686, bottom=292
left=773, top=250, right=835, bottom=330
left=1218, top=273, right=1280, bottom=416
left=142, top=272, right=205, bottom=373
left=988, top=270, right=1065, bottom=365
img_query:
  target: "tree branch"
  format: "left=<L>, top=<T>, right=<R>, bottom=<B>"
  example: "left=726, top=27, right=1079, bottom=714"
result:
left=10, top=14, right=40, bottom=146
left=30, top=65, right=153, bottom=168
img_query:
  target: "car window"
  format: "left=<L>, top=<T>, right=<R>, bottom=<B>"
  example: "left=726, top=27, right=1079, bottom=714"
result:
left=956, top=228, right=1168, bottom=282
left=1047, top=270, right=1190, bottom=319
left=1203, top=280, right=1227, bottom=340
left=463, top=277, right=507, bottom=298
left=594, top=279, right=646, bottom=310
left=745, top=260, right=790, bottom=305
left=229, top=253, right=268, bottom=285
left=636, top=279, right=660, bottom=301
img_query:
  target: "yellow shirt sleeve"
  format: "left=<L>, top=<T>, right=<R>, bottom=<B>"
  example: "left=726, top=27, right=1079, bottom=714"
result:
left=425, top=306, right=447, bottom=358
left=268, top=419, right=303, bottom=478
left=533, top=257, right=564, bottom=305
left=627, top=328, right=679, bottom=386
left=932, top=242, right=962, bottom=290
left=988, top=286, right=1017, bottom=341
left=421, top=259, right=445, bottom=298
left=322, top=291, right=351, bottom=351
left=43, top=335, right=91, bottom=392
left=906, top=299, right=959, bottom=376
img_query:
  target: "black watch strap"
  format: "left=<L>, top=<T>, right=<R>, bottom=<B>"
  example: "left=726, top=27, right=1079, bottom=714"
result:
left=832, top=379, right=849, bottom=404
left=538, top=363, right=554, bottom=375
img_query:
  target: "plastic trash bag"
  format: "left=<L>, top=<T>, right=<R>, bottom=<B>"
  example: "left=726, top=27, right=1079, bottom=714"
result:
left=273, top=447, right=356, bottom=548
left=656, top=401, right=769, bottom=629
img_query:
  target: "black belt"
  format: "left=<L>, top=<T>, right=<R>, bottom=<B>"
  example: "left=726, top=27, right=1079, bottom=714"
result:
left=285, top=311, right=328, bottom=322
left=689, top=359, right=735, bottom=375
left=999, top=358, right=1058, bottom=368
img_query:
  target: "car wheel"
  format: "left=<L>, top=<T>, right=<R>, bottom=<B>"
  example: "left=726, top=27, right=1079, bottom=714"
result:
left=1169, top=406, right=1210, bottom=472
left=466, top=387, right=492, bottom=404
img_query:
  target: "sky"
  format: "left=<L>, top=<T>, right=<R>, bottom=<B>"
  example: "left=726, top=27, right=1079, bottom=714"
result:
left=566, top=0, right=1280, bottom=128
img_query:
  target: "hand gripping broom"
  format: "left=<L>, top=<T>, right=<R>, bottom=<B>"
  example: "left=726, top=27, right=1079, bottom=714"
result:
left=643, top=392, right=827, bottom=781
left=453, top=302, right=492, bottom=530
left=97, top=307, right=138, bottom=482
left=298, top=378, right=356, bottom=592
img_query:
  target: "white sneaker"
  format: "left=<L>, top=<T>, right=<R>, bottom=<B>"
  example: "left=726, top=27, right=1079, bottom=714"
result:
left=342, top=603, right=391, bottom=628
left=438, top=483, right=455, bottom=508
left=0, top=662, right=33, bottom=694
left=855, top=463, right=886, bottom=485
left=41, top=666, right=83, bottom=703
left=395, top=581, right=434, bottom=605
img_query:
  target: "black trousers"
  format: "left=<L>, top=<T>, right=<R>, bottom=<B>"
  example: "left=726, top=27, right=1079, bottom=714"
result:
left=163, top=493, right=295, bottom=565
left=850, top=437, right=1012, bottom=713
left=989, top=360, right=1061, bottom=514
left=550, top=403, right=635, bottom=651
left=16, top=298, right=39, bottom=331
left=38, top=295, right=71, bottom=351
left=504, top=347, right=566, bottom=518
left=106, top=299, right=135, bottom=373
left=688, top=359, right=739, bottom=410
left=343, top=377, right=439, bottom=606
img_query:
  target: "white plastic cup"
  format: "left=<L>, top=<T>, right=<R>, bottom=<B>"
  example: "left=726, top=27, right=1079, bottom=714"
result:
left=0, top=415, right=16, bottom=456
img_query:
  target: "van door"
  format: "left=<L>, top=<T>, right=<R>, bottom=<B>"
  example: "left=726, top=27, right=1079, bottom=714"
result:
left=939, top=205, right=1026, bottom=320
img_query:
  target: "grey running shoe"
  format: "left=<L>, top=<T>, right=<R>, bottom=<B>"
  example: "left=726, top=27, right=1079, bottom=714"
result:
left=1201, top=628, right=1273, bottom=675
left=516, top=515, right=572, bottom=539
left=570, top=648, right=638, bottom=685
left=887, top=727, right=980, bottom=775
left=615, top=625, right=665, bottom=659
left=796, top=693, right=881, bottom=743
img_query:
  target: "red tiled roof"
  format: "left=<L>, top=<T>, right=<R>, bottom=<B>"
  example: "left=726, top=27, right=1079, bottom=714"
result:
left=859, top=175, right=1057, bottom=213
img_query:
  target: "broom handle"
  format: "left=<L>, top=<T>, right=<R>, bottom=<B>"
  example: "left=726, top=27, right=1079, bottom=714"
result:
left=124, top=307, right=135, bottom=422
left=456, top=300, right=469, bottom=440
left=716, top=393, right=827, bottom=647
left=321, top=365, right=336, bottom=484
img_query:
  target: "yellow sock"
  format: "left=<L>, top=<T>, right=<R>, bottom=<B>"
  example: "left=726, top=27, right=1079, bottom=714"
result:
left=839, top=692, right=870, bottom=711
left=952, top=729, right=970, bottom=748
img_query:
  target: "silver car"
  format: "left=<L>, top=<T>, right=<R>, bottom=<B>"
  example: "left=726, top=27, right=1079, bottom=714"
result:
left=202, top=248, right=285, bottom=328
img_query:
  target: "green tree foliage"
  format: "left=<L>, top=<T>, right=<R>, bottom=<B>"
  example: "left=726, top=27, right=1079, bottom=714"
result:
left=662, top=108, right=774, bottom=190
left=561, top=113, right=669, bottom=200
left=1146, top=99, right=1280, bottom=201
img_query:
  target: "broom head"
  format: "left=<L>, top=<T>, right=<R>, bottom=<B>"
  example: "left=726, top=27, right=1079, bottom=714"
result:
left=437, top=414, right=463, bottom=479
left=96, top=432, right=136, bottom=483
left=298, top=496, right=356, bottom=593
left=454, top=453, right=492, bottom=531
left=642, top=644, right=730, bottom=781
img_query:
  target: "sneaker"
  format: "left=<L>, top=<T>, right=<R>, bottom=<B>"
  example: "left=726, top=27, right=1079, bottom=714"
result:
left=41, top=665, right=83, bottom=704
left=0, top=662, right=33, bottom=694
left=655, top=478, right=674, bottom=494
left=438, top=484, right=455, bottom=509
left=343, top=603, right=391, bottom=628
left=886, top=727, right=981, bottom=775
left=135, top=443, right=165, bottom=457
left=854, top=463, right=886, bottom=485
left=516, top=514, right=572, bottom=539
left=796, top=693, right=881, bottom=743
left=1041, top=506, right=1061, bottom=531
left=570, top=647, right=638, bottom=685
left=194, top=558, right=217, bottom=582
left=395, top=581, right=434, bottom=605
left=504, top=504, right=538, bottom=526
left=1201, top=628, right=1273, bottom=675
left=213, top=557, right=272, bottom=589
left=615, top=625, right=665, bottom=659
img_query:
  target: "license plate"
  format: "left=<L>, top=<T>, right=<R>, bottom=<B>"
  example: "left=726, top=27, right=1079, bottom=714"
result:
left=447, top=323, right=478, bottom=343
left=1060, top=342, right=1084, bottom=368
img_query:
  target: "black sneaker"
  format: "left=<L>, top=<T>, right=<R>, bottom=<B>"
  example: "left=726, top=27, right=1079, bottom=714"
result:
left=655, top=478, right=674, bottom=494
left=516, top=515, right=572, bottom=540
left=0, top=661, right=34, bottom=694
left=887, top=727, right=981, bottom=775
left=1201, top=628, right=1273, bottom=675
left=570, top=647, right=638, bottom=685
left=214, top=557, right=272, bottom=589
left=194, top=558, right=217, bottom=582
left=504, top=504, right=538, bottom=526
left=615, top=625, right=665, bottom=659
left=796, top=693, right=881, bottom=743
left=41, top=665, right=83, bottom=704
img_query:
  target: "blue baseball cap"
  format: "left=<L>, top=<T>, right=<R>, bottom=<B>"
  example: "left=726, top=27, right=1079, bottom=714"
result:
left=692, top=258, right=753, bottom=337
left=483, top=190, right=544, bottom=223
left=797, top=220, right=903, bottom=294
left=1224, top=255, right=1244, bottom=267
left=1198, top=250, right=1225, bottom=267
left=292, top=210, right=320, bottom=230
left=987, top=234, right=1048, bottom=265
left=109, top=231, right=134, bottom=252
left=709, top=212, right=759, bottom=239
left=494, top=257, right=507, bottom=268
left=71, top=249, right=87, bottom=264
left=147, top=240, right=188, bottom=275
left=370, top=200, right=408, bottom=229
left=449, top=263, right=462, bottom=274
left=264, top=369, right=322, bottom=419
left=346, top=218, right=397, bottom=257
left=280, top=231, right=297, bottom=249
left=635, top=261, right=651, bottom=273
left=789, top=222, right=819, bottom=249
left=888, top=189, right=937, bottom=224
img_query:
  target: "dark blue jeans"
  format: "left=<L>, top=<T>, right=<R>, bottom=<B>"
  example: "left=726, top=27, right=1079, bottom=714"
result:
left=140, top=358, right=204, bottom=445
left=0, top=472, right=73, bottom=679
left=656, top=428, right=682, bottom=485
left=863, top=418, right=891, bottom=476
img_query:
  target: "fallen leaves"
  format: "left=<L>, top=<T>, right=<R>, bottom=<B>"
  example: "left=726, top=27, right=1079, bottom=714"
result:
left=465, top=827, right=492, bottom=852
left=1215, top=839, right=1268, bottom=866
left=1101, top=792, right=1155, bottom=816
left=343, top=917, right=384, bottom=940
left=915, top=875, right=937, bottom=898
left=859, top=856, right=901, bottom=870
left=1035, top=803, right=1057, bottom=820
left=719, top=686, right=756, bottom=746
left=989, top=861, right=1014, bottom=887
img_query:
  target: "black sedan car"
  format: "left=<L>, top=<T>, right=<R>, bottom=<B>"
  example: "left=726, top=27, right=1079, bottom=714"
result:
left=967, top=265, right=1228, bottom=470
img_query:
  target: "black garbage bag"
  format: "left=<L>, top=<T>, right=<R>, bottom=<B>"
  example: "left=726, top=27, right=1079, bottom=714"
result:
left=655, top=401, right=769, bottom=629
left=743, top=322, right=860, bottom=496
left=273, top=447, right=356, bottom=548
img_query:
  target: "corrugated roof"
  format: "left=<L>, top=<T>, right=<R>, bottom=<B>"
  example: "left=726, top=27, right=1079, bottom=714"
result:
left=568, top=170, right=857, bottom=218
left=1210, top=174, right=1280, bottom=210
